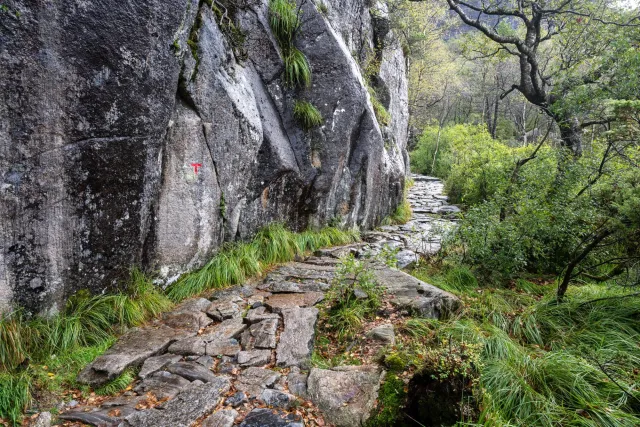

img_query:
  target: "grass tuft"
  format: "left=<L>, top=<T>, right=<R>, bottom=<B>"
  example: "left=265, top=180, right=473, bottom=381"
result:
left=284, top=48, right=311, bottom=88
left=95, top=369, right=135, bottom=396
left=293, top=100, right=323, bottom=129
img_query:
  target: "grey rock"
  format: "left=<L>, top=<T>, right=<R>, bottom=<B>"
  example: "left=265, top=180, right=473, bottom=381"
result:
left=123, top=378, right=230, bottom=427
left=237, top=349, right=272, bottom=367
left=1, top=0, right=409, bottom=315
left=287, top=370, right=308, bottom=398
left=396, top=249, right=418, bottom=269
left=307, top=365, right=385, bottom=427
left=265, top=292, right=324, bottom=313
left=259, top=389, right=296, bottom=409
left=166, top=361, right=217, bottom=383
left=217, top=355, right=239, bottom=375
left=437, top=205, right=461, bottom=214
left=372, top=268, right=461, bottom=318
left=239, top=408, right=303, bottom=427
left=162, top=311, right=213, bottom=331
left=195, top=354, right=215, bottom=368
left=245, top=306, right=280, bottom=324
left=247, top=295, right=264, bottom=308
left=276, top=307, right=318, bottom=367
left=206, top=300, right=241, bottom=321
left=367, top=323, right=395, bottom=345
left=202, top=409, right=238, bottom=427
left=353, top=287, right=368, bottom=299
left=225, top=391, right=247, bottom=407
left=206, top=338, right=242, bottom=357
left=173, top=298, right=213, bottom=313
left=32, top=412, right=52, bottom=427
left=133, top=371, right=192, bottom=400
left=59, top=411, right=119, bottom=427
left=138, top=353, right=182, bottom=379
left=241, top=318, right=279, bottom=350
left=77, top=325, right=193, bottom=386
left=235, top=367, right=281, bottom=397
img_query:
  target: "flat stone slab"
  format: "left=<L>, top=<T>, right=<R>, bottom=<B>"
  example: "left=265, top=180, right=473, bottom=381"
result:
left=241, top=318, right=279, bottom=349
left=206, top=300, right=241, bottom=321
left=123, top=378, right=230, bottom=427
left=259, top=280, right=329, bottom=293
left=259, top=389, right=296, bottom=409
left=138, top=353, right=182, bottom=379
left=307, top=366, right=385, bottom=427
left=239, top=408, right=304, bottom=427
left=77, top=325, right=194, bottom=386
left=168, top=318, right=246, bottom=355
left=235, top=367, right=281, bottom=397
left=237, top=349, right=272, bottom=367
left=245, top=306, right=280, bottom=323
left=59, top=411, right=119, bottom=426
left=203, top=409, right=238, bottom=427
left=276, top=307, right=318, bottom=367
left=372, top=268, right=461, bottom=318
left=134, top=371, right=192, bottom=400
left=162, top=310, right=213, bottom=331
left=265, top=292, right=324, bottom=313
left=166, top=361, right=218, bottom=383
left=367, top=323, right=395, bottom=345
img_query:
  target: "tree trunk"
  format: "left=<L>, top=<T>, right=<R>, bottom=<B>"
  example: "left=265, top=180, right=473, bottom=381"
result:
left=556, top=115, right=583, bottom=156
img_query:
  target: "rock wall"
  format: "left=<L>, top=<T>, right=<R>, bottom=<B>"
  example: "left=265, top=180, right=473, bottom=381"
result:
left=0, top=0, right=409, bottom=314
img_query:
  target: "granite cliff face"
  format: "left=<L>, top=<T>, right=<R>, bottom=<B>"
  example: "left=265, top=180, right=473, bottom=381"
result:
left=0, top=0, right=408, bottom=314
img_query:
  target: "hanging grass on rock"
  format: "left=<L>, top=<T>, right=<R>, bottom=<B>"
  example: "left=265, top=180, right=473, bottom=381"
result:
left=166, top=224, right=359, bottom=301
left=293, top=100, right=323, bottom=130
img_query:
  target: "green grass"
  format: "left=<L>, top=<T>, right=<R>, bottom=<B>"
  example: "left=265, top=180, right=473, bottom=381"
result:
left=293, top=100, right=323, bottom=129
left=284, top=48, right=311, bottom=88
left=368, top=85, right=391, bottom=126
left=0, top=225, right=360, bottom=423
left=268, top=0, right=313, bottom=89
left=382, top=177, right=413, bottom=225
left=397, top=264, right=640, bottom=426
left=167, top=223, right=359, bottom=302
left=95, top=368, right=136, bottom=396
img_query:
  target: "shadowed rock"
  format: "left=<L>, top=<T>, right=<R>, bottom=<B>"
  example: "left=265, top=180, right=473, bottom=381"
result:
left=307, top=366, right=385, bottom=427
left=276, top=307, right=318, bottom=367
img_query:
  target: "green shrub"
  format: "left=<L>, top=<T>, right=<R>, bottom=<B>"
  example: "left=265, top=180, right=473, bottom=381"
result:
left=293, top=100, right=323, bottom=129
left=324, top=253, right=383, bottom=339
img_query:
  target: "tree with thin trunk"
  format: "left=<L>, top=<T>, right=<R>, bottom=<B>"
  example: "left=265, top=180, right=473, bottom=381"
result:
left=439, top=0, right=640, bottom=156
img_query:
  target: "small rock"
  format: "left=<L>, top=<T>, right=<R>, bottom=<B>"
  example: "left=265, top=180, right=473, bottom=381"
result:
left=138, top=353, right=182, bottom=379
left=247, top=295, right=264, bottom=308
left=195, top=355, right=215, bottom=368
left=32, top=412, right=52, bottom=427
left=205, top=338, right=241, bottom=357
left=202, top=409, right=238, bottom=427
left=287, top=371, right=308, bottom=398
left=217, top=356, right=238, bottom=374
left=239, top=408, right=303, bottom=427
left=353, top=288, right=368, bottom=299
left=245, top=306, right=280, bottom=324
left=162, top=311, right=212, bottom=331
left=225, top=391, right=247, bottom=407
left=367, top=323, right=395, bottom=345
left=237, top=349, right=271, bottom=367
left=59, top=411, right=118, bottom=426
left=259, top=389, right=295, bottom=409
left=206, top=300, right=241, bottom=321
left=235, top=367, right=281, bottom=397
left=166, top=361, right=217, bottom=383
left=67, top=400, right=79, bottom=408
left=134, top=371, right=192, bottom=400
left=241, top=318, right=279, bottom=350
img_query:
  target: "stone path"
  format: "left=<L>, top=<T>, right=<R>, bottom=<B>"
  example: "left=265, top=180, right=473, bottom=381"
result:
left=59, top=175, right=459, bottom=427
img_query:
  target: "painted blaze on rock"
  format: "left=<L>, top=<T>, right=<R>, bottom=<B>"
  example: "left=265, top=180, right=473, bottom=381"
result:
left=0, top=0, right=408, bottom=314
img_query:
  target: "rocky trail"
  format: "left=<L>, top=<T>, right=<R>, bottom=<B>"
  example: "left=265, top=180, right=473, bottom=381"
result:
left=56, top=176, right=460, bottom=427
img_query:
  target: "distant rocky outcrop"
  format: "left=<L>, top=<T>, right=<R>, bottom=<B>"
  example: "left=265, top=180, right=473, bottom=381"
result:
left=0, top=0, right=409, bottom=314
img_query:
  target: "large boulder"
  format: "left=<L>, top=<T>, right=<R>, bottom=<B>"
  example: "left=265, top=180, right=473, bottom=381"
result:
left=0, top=0, right=408, bottom=314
